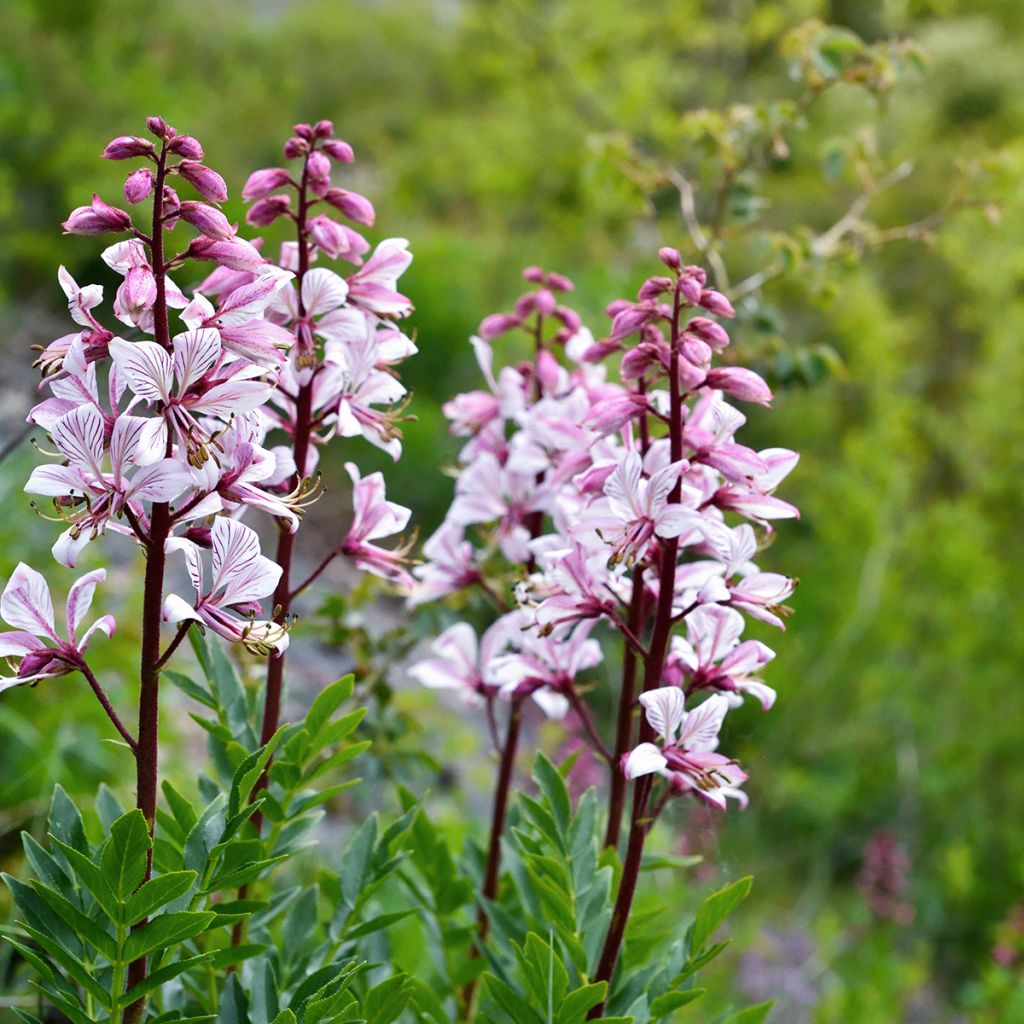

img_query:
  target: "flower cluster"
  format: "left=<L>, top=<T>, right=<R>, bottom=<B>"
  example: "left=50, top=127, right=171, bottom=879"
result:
left=4, top=115, right=416, bottom=691
left=412, top=249, right=798, bottom=996
left=413, top=251, right=797, bottom=813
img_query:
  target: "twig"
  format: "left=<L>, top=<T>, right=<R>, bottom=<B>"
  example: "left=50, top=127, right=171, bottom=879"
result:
left=79, top=663, right=137, bottom=753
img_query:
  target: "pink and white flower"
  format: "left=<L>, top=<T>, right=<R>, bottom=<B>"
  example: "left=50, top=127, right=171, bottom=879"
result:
left=163, top=517, right=288, bottom=654
left=0, top=566, right=115, bottom=692
left=624, top=688, right=748, bottom=810
left=340, top=463, right=413, bottom=586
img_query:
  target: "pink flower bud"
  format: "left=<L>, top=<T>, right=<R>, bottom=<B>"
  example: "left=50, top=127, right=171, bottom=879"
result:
left=146, top=115, right=169, bottom=139
left=610, top=304, right=652, bottom=342
left=680, top=334, right=712, bottom=369
left=535, top=349, right=561, bottom=393
left=685, top=316, right=730, bottom=351
left=284, top=137, right=308, bottom=159
left=324, top=188, right=375, bottom=226
left=514, top=293, right=537, bottom=318
left=307, top=215, right=369, bottom=263
left=522, top=266, right=545, bottom=283
left=314, top=119, right=334, bottom=138
left=605, top=298, right=632, bottom=317
left=184, top=525, right=213, bottom=547
left=116, top=266, right=158, bottom=319
left=534, top=289, right=557, bottom=316
left=243, top=167, right=291, bottom=201
left=658, top=246, right=682, bottom=270
left=246, top=194, right=291, bottom=227
left=124, top=168, right=154, bottom=205
left=478, top=313, right=521, bottom=340
left=705, top=366, right=772, bottom=405
left=546, top=272, right=574, bottom=292
left=555, top=306, right=581, bottom=333
left=306, top=151, right=332, bottom=197
left=189, top=235, right=267, bottom=271
left=293, top=123, right=315, bottom=141
left=322, top=139, right=354, bottom=162
left=583, top=392, right=650, bottom=434
left=168, top=134, right=204, bottom=159
left=638, top=276, right=673, bottom=301
left=62, top=194, right=132, bottom=235
left=679, top=265, right=707, bottom=304
left=177, top=161, right=228, bottom=203
left=700, top=289, right=736, bottom=318
left=161, top=185, right=181, bottom=229
left=179, top=201, right=235, bottom=240
left=103, top=135, right=155, bottom=160
left=621, top=341, right=668, bottom=380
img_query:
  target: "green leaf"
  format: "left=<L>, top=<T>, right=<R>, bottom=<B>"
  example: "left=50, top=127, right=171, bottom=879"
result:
left=163, top=781, right=200, bottom=835
left=125, top=871, right=197, bottom=924
left=21, top=833, right=71, bottom=893
left=365, top=974, right=411, bottom=1024
left=556, top=982, right=607, bottom=1023
left=123, top=910, right=217, bottom=961
left=122, top=953, right=216, bottom=1004
left=207, top=855, right=288, bottom=892
left=8, top=931, right=110, bottom=1010
left=649, top=988, right=704, bottom=1017
left=230, top=728, right=286, bottom=818
left=483, top=973, right=543, bottom=1024
left=165, top=670, right=218, bottom=710
left=217, top=973, right=250, bottom=1024
left=345, top=909, right=415, bottom=939
left=48, top=786, right=87, bottom=854
left=720, top=1002, right=774, bottom=1024
left=96, top=784, right=127, bottom=831
left=268, top=1013, right=296, bottom=1024
left=689, top=876, right=752, bottom=953
left=338, top=815, right=378, bottom=909
left=305, top=675, right=355, bottom=743
left=100, top=810, right=152, bottom=900
left=31, top=882, right=117, bottom=959
left=48, top=836, right=119, bottom=921
left=533, top=753, right=572, bottom=840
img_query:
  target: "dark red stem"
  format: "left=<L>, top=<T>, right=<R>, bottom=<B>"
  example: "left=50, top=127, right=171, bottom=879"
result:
left=258, top=154, right=314, bottom=754
left=124, top=141, right=173, bottom=1024
left=604, top=577, right=646, bottom=849
left=590, top=287, right=686, bottom=1017
left=462, top=699, right=523, bottom=1015
left=79, top=662, right=137, bottom=753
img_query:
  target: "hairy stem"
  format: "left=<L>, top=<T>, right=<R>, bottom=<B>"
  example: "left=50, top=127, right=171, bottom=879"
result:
left=604, top=576, right=646, bottom=848
left=258, top=154, right=313, bottom=756
left=462, top=699, right=523, bottom=1017
left=124, top=142, right=172, bottom=1024
left=590, top=288, right=685, bottom=1016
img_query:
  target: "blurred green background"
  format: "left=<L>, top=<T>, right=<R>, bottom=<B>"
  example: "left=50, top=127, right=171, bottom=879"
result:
left=3, top=0, right=1024, bottom=1019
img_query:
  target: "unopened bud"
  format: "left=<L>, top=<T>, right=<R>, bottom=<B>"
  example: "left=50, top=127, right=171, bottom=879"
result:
left=284, top=137, right=308, bottom=159
left=324, top=188, right=375, bottom=226
left=146, top=115, right=169, bottom=139
left=293, top=123, right=315, bottom=141
left=103, top=135, right=155, bottom=160
left=658, top=245, right=682, bottom=270
left=321, top=139, right=354, bottom=163
left=246, top=194, right=292, bottom=227
left=168, top=134, right=204, bottom=160
left=124, top=168, right=154, bottom=205
left=179, top=201, right=235, bottom=240
left=242, top=167, right=291, bottom=201
left=62, top=194, right=132, bottom=235
left=314, top=119, right=334, bottom=138
left=177, top=161, right=228, bottom=203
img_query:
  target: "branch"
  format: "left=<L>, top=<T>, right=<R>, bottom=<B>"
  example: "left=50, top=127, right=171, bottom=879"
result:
left=153, top=621, right=193, bottom=672
left=565, top=686, right=613, bottom=763
left=78, top=662, right=138, bottom=753
left=289, top=547, right=342, bottom=602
